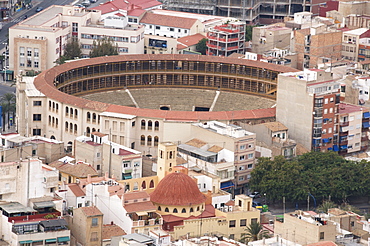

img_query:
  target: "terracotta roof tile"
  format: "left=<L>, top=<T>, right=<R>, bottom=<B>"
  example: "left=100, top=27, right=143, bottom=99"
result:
left=92, top=132, right=107, bottom=137
left=176, top=156, right=187, bottom=165
left=306, top=242, right=337, bottom=246
left=124, top=191, right=150, bottom=201
left=79, top=206, right=103, bottom=217
left=102, top=224, right=126, bottom=239
left=261, top=121, right=288, bottom=132
left=150, top=172, right=206, bottom=206
left=49, top=161, right=98, bottom=178
left=68, top=183, right=85, bottom=197
left=185, top=138, right=207, bottom=148
left=33, top=54, right=297, bottom=122
left=207, top=145, right=223, bottom=153
left=124, top=201, right=156, bottom=213
left=177, top=34, right=206, bottom=50
left=140, top=12, right=198, bottom=29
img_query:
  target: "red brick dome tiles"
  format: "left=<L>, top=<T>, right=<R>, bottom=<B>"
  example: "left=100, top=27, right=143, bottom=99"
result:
left=150, top=172, right=206, bottom=206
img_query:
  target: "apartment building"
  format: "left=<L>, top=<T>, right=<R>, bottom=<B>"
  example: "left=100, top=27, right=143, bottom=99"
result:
left=358, top=37, right=370, bottom=61
left=252, top=24, right=292, bottom=54
left=277, top=69, right=341, bottom=152
left=275, top=210, right=336, bottom=245
left=69, top=206, right=104, bottom=246
left=295, top=24, right=342, bottom=69
left=75, top=132, right=142, bottom=180
left=206, top=22, right=246, bottom=57
left=342, top=28, right=370, bottom=61
left=9, top=5, right=145, bottom=76
left=0, top=158, right=59, bottom=206
left=188, top=121, right=256, bottom=194
left=338, top=103, right=370, bottom=155
left=0, top=202, right=70, bottom=246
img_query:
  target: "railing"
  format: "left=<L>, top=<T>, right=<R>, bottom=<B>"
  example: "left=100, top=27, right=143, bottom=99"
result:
left=339, top=121, right=349, bottom=127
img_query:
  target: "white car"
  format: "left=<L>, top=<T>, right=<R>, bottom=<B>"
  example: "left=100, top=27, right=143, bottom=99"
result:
left=249, top=192, right=261, bottom=198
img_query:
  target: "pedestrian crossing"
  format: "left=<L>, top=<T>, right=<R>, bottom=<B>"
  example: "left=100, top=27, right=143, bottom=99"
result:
left=9, top=17, right=25, bottom=23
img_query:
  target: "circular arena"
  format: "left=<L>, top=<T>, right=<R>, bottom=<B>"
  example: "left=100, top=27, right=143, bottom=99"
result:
left=18, top=54, right=298, bottom=152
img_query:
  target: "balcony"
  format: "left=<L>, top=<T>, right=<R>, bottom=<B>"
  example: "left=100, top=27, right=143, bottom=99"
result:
left=339, top=121, right=349, bottom=127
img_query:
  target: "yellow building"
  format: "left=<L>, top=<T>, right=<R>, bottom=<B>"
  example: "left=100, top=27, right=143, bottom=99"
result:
left=49, top=160, right=98, bottom=184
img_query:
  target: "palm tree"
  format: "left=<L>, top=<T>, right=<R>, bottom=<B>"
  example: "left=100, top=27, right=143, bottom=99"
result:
left=240, top=221, right=270, bottom=243
left=0, top=93, right=16, bottom=129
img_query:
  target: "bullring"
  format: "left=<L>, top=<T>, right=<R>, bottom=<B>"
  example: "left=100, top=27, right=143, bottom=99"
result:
left=16, top=54, right=298, bottom=153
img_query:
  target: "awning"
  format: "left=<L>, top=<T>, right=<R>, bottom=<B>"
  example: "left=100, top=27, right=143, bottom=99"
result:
left=322, top=138, right=329, bottom=143
left=57, top=236, right=70, bottom=243
left=364, top=112, right=370, bottom=119
left=333, top=145, right=339, bottom=151
left=363, top=122, right=370, bottom=128
left=136, top=211, right=148, bottom=216
left=323, top=118, right=329, bottom=122
left=340, top=145, right=348, bottom=150
left=33, top=201, right=55, bottom=209
left=221, top=181, right=234, bottom=190
left=123, top=174, right=132, bottom=180
left=45, top=239, right=57, bottom=243
left=20, top=241, right=33, bottom=244
left=328, top=147, right=333, bottom=150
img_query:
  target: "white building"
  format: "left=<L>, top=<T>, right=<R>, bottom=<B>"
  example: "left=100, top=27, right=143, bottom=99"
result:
left=0, top=158, right=59, bottom=206
left=9, top=5, right=145, bottom=76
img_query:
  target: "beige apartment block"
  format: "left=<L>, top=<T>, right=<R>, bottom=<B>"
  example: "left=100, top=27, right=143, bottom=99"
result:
left=342, top=28, right=370, bottom=61
left=252, top=24, right=292, bottom=54
left=274, top=210, right=336, bottom=245
left=9, top=5, right=144, bottom=76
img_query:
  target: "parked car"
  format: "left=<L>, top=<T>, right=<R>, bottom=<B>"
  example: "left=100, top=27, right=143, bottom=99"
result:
left=35, top=6, right=43, bottom=12
left=249, top=191, right=261, bottom=198
left=81, top=0, right=91, bottom=6
left=252, top=201, right=262, bottom=208
left=90, top=0, right=97, bottom=3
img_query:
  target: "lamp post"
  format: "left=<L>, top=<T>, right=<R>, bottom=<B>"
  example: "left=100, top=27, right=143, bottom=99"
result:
left=264, top=193, right=266, bottom=205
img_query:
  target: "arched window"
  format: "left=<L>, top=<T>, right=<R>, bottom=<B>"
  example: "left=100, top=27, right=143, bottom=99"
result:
left=70, top=108, right=73, bottom=116
left=65, top=107, right=69, bottom=116
left=154, top=136, right=159, bottom=146
left=190, top=208, right=194, bottom=212
left=147, top=135, right=152, bottom=146
left=52, top=102, right=55, bottom=109
left=98, top=115, right=100, bottom=124
left=75, top=109, right=78, bottom=118
left=149, top=180, right=154, bottom=188
left=50, top=135, right=56, bottom=140
left=69, top=123, right=73, bottom=132
left=74, top=124, right=77, bottom=134
left=148, top=120, right=153, bottom=130
left=87, top=112, right=91, bottom=122
left=197, top=206, right=200, bottom=211
left=92, top=113, right=96, bottom=123
left=56, top=103, right=58, bottom=112
left=92, top=128, right=96, bottom=132
left=165, top=207, right=169, bottom=212
left=155, top=121, right=159, bottom=131
left=48, top=116, right=51, bottom=125
left=142, top=181, right=146, bottom=189
left=49, top=101, right=51, bottom=109
left=52, top=117, right=55, bottom=126
left=65, top=122, right=68, bottom=131
left=140, top=135, right=145, bottom=145
left=125, top=184, right=130, bottom=191
left=133, top=182, right=138, bottom=191
left=86, top=127, right=91, bottom=137
left=173, top=208, right=178, bottom=213
left=55, top=118, right=58, bottom=128
left=158, top=206, right=161, bottom=211
left=141, top=120, right=146, bottom=130
left=181, top=208, right=186, bottom=213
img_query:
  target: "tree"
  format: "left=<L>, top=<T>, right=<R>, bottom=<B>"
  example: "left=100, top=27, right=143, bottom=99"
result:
left=0, top=93, right=15, bottom=129
left=240, top=222, right=270, bottom=243
left=317, top=200, right=337, bottom=213
left=89, top=38, right=118, bottom=58
left=55, top=38, right=82, bottom=65
left=249, top=152, right=370, bottom=203
left=196, top=38, right=208, bottom=55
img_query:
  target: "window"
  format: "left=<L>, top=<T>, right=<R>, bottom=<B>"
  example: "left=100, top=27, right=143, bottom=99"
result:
left=240, top=145, right=246, bottom=150
left=248, top=153, right=254, bottom=159
left=251, top=218, right=257, bottom=224
left=169, top=28, right=174, bottom=31
left=20, top=47, right=25, bottom=56
left=184, top=30, right=187, bottom=33
left=156, top=26, right=160, bottom=30
left=239, top=155, right=245, bottom=161
left=92, top=217, right=98, bottom=226
left=27, top=47, right=32, bottom=56
left=229, top=220, right=236, bottom=228
left=33, top=114, right=41, bottom=121
left=34, top=60, right=39, bottom=68
left=248, top=164, right=253, bottom=169
left=240, top=219, right=247, bottom=226
left=33, top=101, right=42, bottom=106
left=320, top=232, right=324, bottom=240
left=72, top=22, right=78, bottom=32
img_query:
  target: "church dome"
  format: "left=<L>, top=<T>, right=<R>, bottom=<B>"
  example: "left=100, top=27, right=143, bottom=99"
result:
left=150, top=172, right=206, bottom=206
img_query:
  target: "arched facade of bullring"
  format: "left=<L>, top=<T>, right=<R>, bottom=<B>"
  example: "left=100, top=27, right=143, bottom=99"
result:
left=16, top=54, right=298, bottom=153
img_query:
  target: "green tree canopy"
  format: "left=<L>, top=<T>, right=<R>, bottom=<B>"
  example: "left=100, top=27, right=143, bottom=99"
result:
left=55, top=38, right=82, bottom=65
left=89, top=38, right=118, bottom=58
left=249, top=151, right=370, bottom=202
left=196, top=38, right=208, bottom=55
